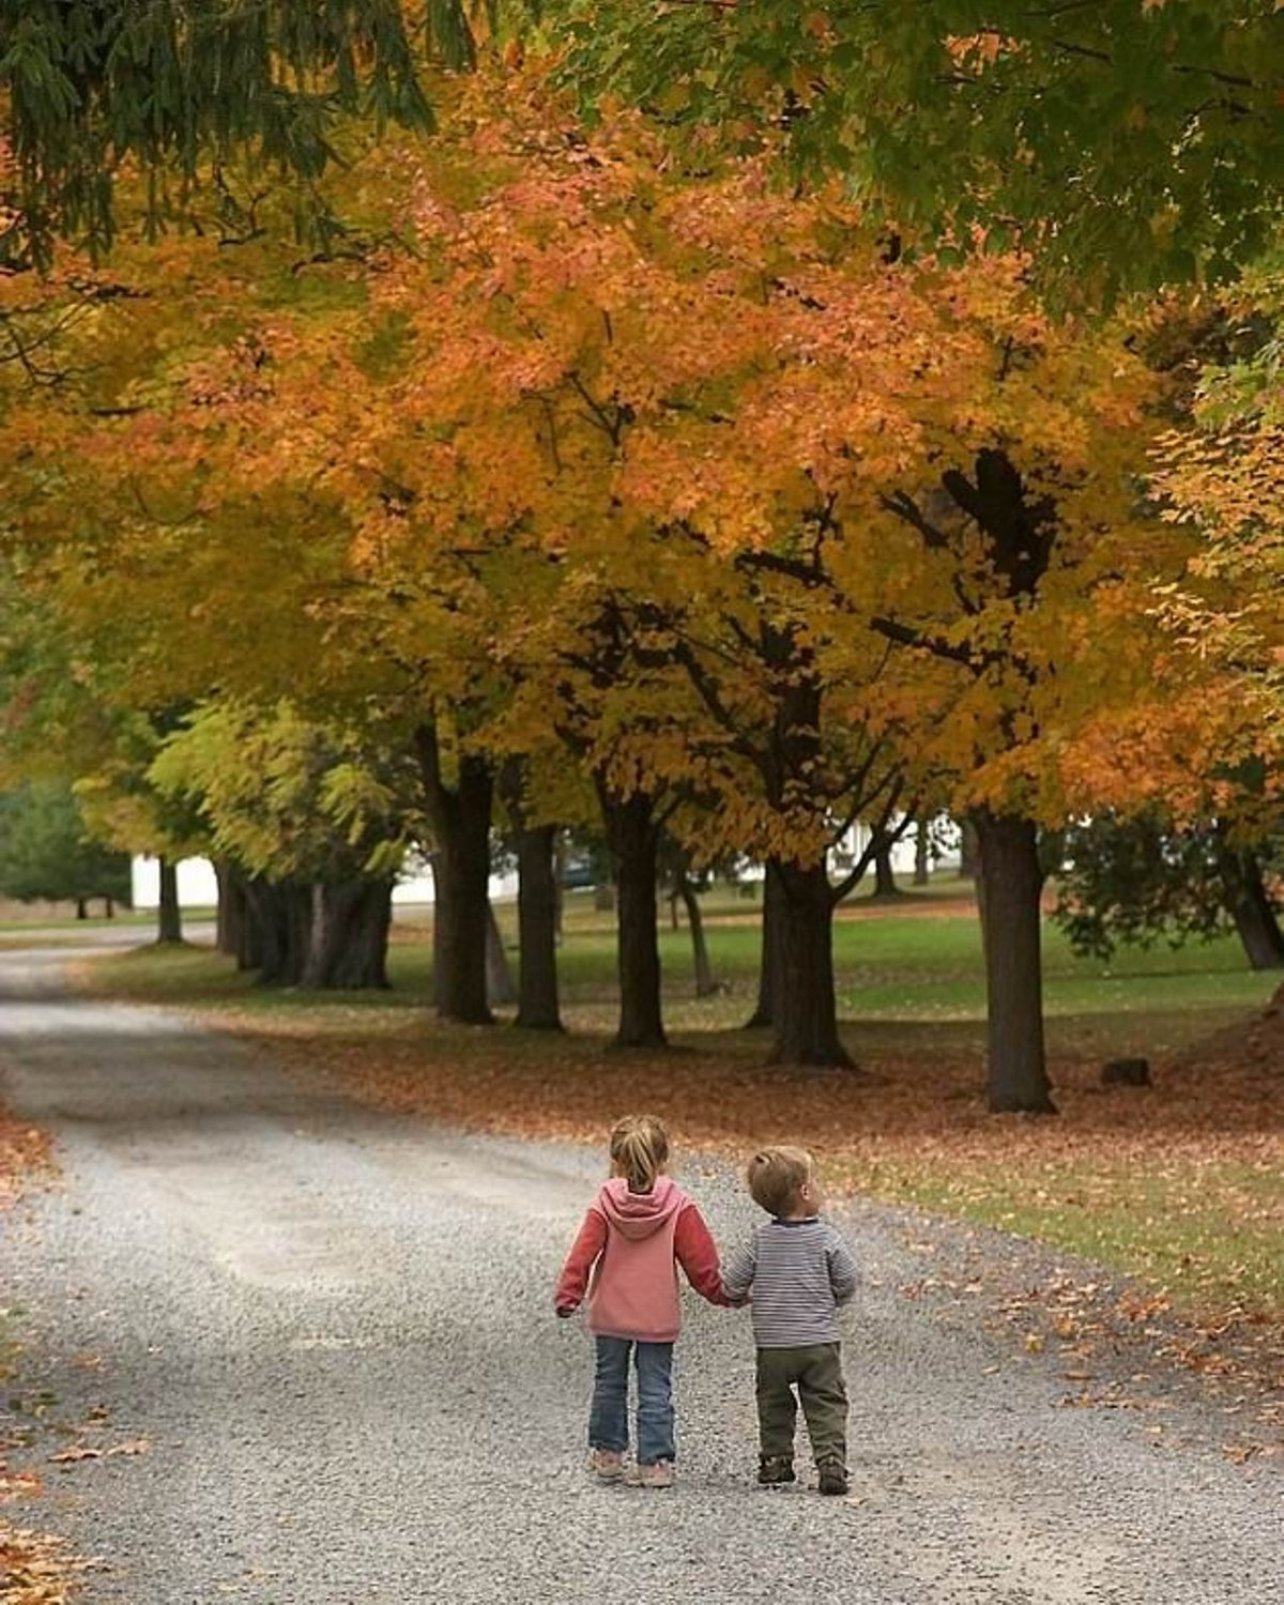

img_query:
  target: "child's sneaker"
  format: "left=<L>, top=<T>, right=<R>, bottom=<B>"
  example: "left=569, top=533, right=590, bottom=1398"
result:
left=629, top=1458, right=675, bottom=1489
left=757, top=1455, right=796, bottom=1486
left=817, top=1459, right=849, bottom=1496
left=588, top=1448, right=624, bottom=1481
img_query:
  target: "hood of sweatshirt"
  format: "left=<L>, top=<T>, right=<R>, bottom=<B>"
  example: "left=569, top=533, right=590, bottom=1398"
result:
left=596, top=1174, right=684, bottom=1241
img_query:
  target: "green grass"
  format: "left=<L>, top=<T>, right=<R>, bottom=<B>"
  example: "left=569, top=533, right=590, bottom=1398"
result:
left=0, top=907, right=217, bottom=935
left=857, top=1159, right=1284, bottom=1316
left=82, top=879, right=1278, bottom=1052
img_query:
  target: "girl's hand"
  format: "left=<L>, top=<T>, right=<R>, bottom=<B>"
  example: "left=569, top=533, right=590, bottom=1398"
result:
left=555, top=1303, right=576, bottom=1319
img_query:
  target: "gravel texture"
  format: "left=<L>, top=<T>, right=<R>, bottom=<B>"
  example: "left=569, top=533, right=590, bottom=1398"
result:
left=1, top=944, right=1281, bottom=1605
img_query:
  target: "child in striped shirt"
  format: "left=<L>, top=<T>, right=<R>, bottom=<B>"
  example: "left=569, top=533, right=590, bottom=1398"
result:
left=722, top=1145, right=858, bottom=1495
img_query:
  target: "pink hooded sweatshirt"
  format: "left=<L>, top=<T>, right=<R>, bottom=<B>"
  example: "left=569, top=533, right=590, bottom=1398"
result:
left=555, top=1175, right=728, bottom=1343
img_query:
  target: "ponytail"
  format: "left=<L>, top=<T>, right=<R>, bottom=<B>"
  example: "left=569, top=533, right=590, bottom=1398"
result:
left=609, top=1114, right=669, bottom=1194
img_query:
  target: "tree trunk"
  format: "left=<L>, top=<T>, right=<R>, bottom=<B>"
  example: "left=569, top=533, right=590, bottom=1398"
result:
left=486, top=900, right=516, bottom=1007
left=156, top=856, right=183, bottom=944
left=972, top=808, right=1056, bottom=1114
left=244, top=877, right=310, bottom=985
left=105, top=897, right=115, bottom=919
left=301, top=879, right=393, bottom=989
left=600, top=785, right=666, bottom=1050
left=515, top=824, right=562, bottom=1030
left=770, top=855, right=852, bottom=1069
left=677, top=873, right=718, bottom=997
left=872, top=832, right=901, bottom=898
left=213, top=860, right=247, bottom=958
left=1218, top=846, right=1284, bottom=970
left=744, top=860, right=786, bottom=1029
left=415, top=726, right=494, bottom=1026
left=75, top=897, right=88, bottom=920
left=914, top=817, right=931, bottom=887
left=236, top=871, right=264, bottom=972
left=244, top=878, right=286, bottom=983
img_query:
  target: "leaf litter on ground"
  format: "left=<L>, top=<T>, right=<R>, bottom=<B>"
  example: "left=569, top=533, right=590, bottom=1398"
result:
left=211, top=990, right=1282, bottom=1455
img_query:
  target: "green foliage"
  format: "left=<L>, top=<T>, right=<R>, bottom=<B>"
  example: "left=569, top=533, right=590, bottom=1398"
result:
left=1052, top=810, right=1280, bottom=961
left=149, top=699, right=419, bottom=881
left=0, top=779, right=131, bottom=905
left=538, top=1, right=1284, bottom=297
left=0, top=0, right=477, bottom=261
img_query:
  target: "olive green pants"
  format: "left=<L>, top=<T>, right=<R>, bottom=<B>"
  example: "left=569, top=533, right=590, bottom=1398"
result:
left=755, top=1342, right=848, bottom=1467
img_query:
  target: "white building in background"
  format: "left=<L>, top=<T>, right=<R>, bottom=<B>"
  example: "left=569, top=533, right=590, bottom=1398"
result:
left=131, top=855, right=220, bottom=910
left=129, top=854, right=517, bottom=911
left=831, top=814, right=962, bottom=879
left=131, top=815, right=957, bottom=911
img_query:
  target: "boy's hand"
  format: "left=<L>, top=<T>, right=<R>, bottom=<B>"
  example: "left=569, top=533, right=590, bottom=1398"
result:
left=555, top=1303, right=576, bottom=1319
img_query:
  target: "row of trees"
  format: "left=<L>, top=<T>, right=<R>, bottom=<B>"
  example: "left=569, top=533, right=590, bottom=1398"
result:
left=2, top=29, right=1280, bottom=1112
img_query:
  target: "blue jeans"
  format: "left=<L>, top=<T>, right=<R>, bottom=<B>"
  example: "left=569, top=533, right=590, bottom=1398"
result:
left=588, top=1336, right=676, bottom=1465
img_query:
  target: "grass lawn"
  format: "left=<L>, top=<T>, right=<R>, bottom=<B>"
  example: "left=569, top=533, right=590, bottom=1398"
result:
left=76, top=877, right=1283, bottom=1357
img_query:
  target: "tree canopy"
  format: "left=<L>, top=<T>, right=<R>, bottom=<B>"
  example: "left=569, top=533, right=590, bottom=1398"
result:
left=7, top=4, right=1284, bottom=294
left=0, top=0, right=483, bottom=261
left=542, top=1, right=1284, bottom=297
left=1, top=55, right=1279, bottom=1099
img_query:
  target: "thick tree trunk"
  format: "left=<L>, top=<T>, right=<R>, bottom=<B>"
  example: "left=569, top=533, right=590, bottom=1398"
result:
left=1218, top=847, right=1284, bottom=970
left=486, top=901, right=516, bottom=1007
left=243, top=878, right=289, bottom=984
left=769, top=855, right=852, bottom=1069
left=677, top=873, right=718, bottom=997
left=600, top=786, right=666, bottom=1050
left=75, top=898, right=88, bottom=920
left=415, top=726, right=494, bottom=1026
left=241, top=877, right=311, bottom=985
left=914, top=817, right=931, bottom=887
left=743, top=860, right=785, bottom=1030
left=213, top=860, right=247, bottom=958
left=515, top=824, right=562, bottom=1030
left=156, top=856, right=183, bottom=944
left=301, top=879, right=393, bottom=989
left=104, top=897, right=115, bottom=919
left=972, top=809, right=1056, bottom=1114
left=236, top=871, right=264, bottom=973
left=872, top=832, right=902, bottom=898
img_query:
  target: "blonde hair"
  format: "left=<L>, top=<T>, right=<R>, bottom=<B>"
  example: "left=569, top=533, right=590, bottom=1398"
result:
left=745, top=1146, right=813, bottom=1218
left=609, top=1114, right=670, bottom=1193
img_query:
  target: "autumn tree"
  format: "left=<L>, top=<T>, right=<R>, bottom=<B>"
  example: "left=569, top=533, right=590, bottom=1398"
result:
left=1139, top=265, right=1284, bottom=1001
left=2, top=70, right=1220, bottom=1105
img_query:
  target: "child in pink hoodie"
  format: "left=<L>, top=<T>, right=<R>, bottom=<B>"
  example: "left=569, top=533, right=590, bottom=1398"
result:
left=555, top=1113, right=729, bottom=1488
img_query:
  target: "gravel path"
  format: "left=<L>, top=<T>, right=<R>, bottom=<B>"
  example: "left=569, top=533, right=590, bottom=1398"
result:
left=0, top=944, right=1280, bottom=1605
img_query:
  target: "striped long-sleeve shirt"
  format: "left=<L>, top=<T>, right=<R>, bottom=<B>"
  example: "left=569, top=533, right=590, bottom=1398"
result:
left=722, top=1217, right=857, bottom=1348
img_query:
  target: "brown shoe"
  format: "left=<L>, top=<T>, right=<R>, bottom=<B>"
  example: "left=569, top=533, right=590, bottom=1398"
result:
left=628, top=1458, right=674, bottom=1489
left=817, top=1460, right=849, bottom=1496
left=588, top=1448, right=625, bottom=1481
left=758, top=1455, right=796, bottom=1487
